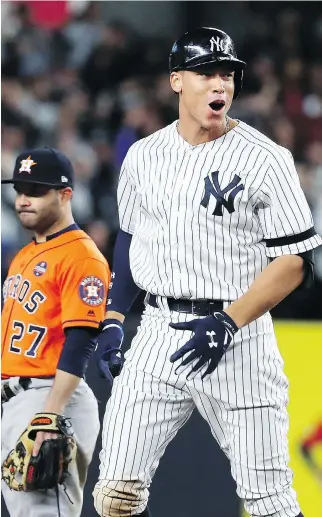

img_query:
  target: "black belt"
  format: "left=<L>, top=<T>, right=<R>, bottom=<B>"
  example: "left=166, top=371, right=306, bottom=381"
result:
left=147, top=294, right=224, bottom=316
left=1, top=377, right=31, bottom=403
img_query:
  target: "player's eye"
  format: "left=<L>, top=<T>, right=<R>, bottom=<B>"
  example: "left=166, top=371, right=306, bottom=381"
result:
left=196, top=71, right=214, bottom=77
left=32, top=186, right=52, bottom=197
left=14, top=186, right=30, bottom=196
left=14, top=185, right=51, bottom=197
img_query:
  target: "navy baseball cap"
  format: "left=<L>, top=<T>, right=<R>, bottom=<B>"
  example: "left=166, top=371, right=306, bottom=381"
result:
left=1, top=147, right=74, bottom=189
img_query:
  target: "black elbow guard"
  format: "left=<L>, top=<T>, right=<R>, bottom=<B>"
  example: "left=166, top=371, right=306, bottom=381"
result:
left=296, top=249, right=315, bottom=289
left=268, top=250, right=315, bottom=289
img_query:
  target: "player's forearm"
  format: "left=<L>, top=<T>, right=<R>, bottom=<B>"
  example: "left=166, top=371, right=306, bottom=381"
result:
left=224, top=255, right=305, bottom=328
left=43, top=370, right=80, bottom=413
left=47, top=326, right=96, bottom=412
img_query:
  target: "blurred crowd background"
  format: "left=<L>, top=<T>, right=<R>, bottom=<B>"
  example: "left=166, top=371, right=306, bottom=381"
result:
left=1, top=0, right=322, bottom=318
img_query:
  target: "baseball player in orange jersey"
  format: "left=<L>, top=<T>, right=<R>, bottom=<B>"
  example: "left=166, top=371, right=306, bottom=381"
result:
left=1, top=148, right=110, bottom=517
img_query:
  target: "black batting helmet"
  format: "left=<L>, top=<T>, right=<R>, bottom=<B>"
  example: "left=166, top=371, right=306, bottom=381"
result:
left=169, top=27, right=246, bottom=99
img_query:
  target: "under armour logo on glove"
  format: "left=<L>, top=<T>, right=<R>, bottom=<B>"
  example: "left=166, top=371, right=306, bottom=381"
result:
left=94, top=319, right=125, bottom=388
left=169, top=311, right=239, bottom=379
left=206, top=330, right=217, bottom=348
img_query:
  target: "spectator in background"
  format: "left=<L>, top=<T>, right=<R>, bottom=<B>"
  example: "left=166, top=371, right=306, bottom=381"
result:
left=81, top=21, right=142, bottom=97
left=302, top=63, right=322, bottom=140
left=56, top=130, right=97, bottom=226
left=269, top=116, right=297, bottom=157
left=1, top=124, right=26, bottom=182
left=282, top=57, right=305, bottom=118
left=114, top=79, right=165, bottom=170
left=85, top=219, right=113, bottom=266
left=154, top=73, right=178, bottom=125
left=63, top=2, right=104, bottom=69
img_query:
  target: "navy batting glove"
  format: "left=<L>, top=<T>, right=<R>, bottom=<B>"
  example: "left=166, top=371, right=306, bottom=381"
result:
left=169, top=311, right=239, bottom=379
left=94, top=319, right=124, bottom=385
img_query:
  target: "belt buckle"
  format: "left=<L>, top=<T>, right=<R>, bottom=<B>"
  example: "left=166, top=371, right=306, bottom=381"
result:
left=191, top=301, right=198, bottom=316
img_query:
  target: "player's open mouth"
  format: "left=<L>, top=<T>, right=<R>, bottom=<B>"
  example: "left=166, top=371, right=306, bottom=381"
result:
left=209, top=101, right=225, bottom=112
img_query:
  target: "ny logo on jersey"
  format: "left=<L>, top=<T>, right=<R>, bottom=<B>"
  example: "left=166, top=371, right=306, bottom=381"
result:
left=201, top=171, right=244, bottom=216
left=206, top=331, right=218, bottom=348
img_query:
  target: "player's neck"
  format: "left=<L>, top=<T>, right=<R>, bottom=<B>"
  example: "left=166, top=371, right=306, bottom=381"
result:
left=177, top=115, right=231, bottom=146
left=34, top=214, right=75, bottom=243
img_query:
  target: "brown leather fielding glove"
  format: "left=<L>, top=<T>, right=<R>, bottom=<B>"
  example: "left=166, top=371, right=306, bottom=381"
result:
left=2, top=413, right=77, bottom=491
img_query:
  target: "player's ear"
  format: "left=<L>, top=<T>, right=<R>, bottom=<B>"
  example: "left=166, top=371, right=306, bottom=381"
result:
left=59, top=187, right=73, bottom=201
left=170, top=71, right=183, bottom=94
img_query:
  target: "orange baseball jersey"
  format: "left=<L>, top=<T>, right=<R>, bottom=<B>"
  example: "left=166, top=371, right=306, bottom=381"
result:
left=2, top=228, right=110, bottom=378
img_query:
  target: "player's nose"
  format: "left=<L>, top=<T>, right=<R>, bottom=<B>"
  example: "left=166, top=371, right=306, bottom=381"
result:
left=210, top=74, right=225, bottom=93
left=17, top=193, right=31, bottom=206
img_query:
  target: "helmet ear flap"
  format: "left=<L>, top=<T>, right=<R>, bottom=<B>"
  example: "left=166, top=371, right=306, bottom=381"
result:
left=233, top=70, right=243, bottom=100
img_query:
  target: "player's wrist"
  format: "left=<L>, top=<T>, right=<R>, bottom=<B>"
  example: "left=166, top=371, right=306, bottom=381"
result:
left=213, top=310, right=239, bottom=333
left=43, top=402, right=65, bottom=413
left=221, top=302, right=247, bottom=329
left=104, top=311, right=125, bottom=324
left=100, top=318, right=124, bottom=332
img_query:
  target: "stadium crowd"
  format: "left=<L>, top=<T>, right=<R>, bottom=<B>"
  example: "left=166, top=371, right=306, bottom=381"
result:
left=2, top=1, right=322, bottom=317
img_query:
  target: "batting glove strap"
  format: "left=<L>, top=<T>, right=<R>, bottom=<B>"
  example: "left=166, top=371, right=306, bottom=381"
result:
left=99, top=318, right=124, bottom=334
left=212, top=311, right=239, bottom=337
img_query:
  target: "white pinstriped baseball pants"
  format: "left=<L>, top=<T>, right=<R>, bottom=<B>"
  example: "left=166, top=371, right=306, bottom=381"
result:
left=94, top=301, right=300, bottom=517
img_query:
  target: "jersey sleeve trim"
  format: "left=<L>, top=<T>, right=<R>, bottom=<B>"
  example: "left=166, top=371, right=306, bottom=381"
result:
left=62, top=319, right=101, bottom=329
left=265, top=227, right=316, bottom=247
left=265, top=233, right=322, bottom=258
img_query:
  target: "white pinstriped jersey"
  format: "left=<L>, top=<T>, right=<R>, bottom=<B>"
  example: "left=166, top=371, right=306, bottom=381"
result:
left=118, top=120, right=322, bottom=300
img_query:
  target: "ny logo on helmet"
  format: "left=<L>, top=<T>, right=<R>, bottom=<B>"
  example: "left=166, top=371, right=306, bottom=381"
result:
left=210, top=36, right=226, bottom=53
left=201, top=171, right=244, bottom=216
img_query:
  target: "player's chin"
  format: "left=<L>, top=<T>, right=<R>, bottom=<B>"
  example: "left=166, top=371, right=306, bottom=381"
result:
left=18, top=213, right=38, bottom=228
left=203, top=113, right=226, bottom=130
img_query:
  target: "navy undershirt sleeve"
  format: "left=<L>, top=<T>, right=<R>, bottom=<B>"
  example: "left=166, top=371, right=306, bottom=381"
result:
left=106, top=229, right=141, bottom=314
left=57, top=327, right=97, bottom=377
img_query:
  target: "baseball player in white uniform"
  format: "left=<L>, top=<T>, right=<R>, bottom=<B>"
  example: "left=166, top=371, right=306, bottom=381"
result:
left=93, top=28, right=322, bottom=517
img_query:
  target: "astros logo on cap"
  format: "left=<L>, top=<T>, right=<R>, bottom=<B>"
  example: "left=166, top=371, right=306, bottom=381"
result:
left=19, top=156, right=37, bottom=174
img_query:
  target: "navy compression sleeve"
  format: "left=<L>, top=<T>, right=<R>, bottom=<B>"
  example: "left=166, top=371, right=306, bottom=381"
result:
left=107, top=229, right=141, bottom=314
left=58, top=327, right=97, bottom=377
